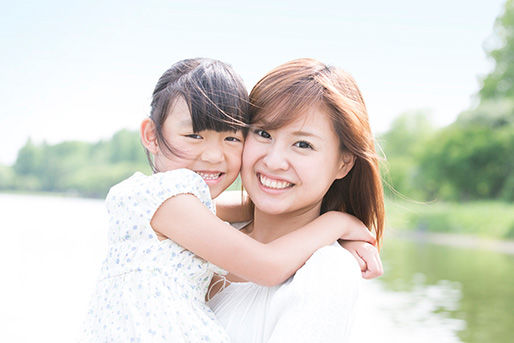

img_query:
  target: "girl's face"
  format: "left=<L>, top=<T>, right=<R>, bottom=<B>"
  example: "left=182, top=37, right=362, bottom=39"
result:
left=144, top=97, right=244, bottom=199
left=241, top=105, right=353, bottom=217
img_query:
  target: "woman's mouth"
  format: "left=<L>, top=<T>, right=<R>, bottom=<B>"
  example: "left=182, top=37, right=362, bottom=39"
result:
left=258, top=173, right=294, bottom=190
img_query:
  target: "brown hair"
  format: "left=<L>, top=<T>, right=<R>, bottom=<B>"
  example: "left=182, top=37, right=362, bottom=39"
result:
left=249, top=58, right=385, bottom=245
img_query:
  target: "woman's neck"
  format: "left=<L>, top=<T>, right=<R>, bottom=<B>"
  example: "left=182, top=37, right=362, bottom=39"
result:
left=245, top=204, right=322, bottom=243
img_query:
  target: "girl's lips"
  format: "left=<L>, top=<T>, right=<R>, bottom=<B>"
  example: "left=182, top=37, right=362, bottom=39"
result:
left=195, top=171, right=224, bottom=184
left=257, top=172, right=294, bottom=190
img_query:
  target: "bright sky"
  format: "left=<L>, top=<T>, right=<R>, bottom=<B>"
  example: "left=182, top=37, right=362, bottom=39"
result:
left=0, top=0, right=506, bottom=165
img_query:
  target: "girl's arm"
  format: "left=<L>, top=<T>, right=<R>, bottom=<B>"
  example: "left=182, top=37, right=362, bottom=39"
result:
left=340, top=240, right=383, bottom=279
left=215, top=190, right=253, bottom=223
left=151, top=194, right=374, bottom=287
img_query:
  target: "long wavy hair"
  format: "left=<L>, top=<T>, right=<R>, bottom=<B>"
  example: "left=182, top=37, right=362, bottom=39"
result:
left=249, top=58, right=385, bottom=245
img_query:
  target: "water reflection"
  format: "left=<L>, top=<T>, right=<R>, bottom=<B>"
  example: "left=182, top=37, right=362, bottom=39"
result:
left=376, top=236, right=514, bottom=343
left=1, top=194, right=513, bottom=342
left=353, top=274, right=465, bottom=342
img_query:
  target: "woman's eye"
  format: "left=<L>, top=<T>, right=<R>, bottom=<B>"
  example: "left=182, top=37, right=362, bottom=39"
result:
left=185, top=134, right=203, bottom=139
left=294, top=141, right=313, bottom=149
left=254, top=129, right=271, bottom=139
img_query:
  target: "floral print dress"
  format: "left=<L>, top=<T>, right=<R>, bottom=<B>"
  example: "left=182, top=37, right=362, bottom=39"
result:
left=79, top=169, right=229, bottom=342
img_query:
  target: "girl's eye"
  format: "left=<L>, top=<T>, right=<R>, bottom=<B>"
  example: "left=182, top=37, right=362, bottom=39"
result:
left=293, top=141, right=313, bottom=149
left=254, top=129, right=271, bottom=139
left=225, top=136, right=241, bottom=143
left=185, top=134, right=203, bottom=139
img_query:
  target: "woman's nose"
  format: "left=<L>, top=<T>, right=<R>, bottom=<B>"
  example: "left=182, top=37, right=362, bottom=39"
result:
left=262, top=144, right=288, bottom=170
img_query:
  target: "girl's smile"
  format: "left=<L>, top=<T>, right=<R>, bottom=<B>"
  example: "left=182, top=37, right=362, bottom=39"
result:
left=142, top=96, right=244, bottom=199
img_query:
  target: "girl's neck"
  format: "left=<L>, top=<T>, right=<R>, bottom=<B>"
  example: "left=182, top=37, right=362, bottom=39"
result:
left=245, top=204, right=322, bottom=243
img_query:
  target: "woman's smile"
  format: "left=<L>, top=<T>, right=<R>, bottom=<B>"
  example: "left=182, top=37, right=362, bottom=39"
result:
left=257, top=172, right=294, bottom=190
left=242, top=106, right=348, bottom=217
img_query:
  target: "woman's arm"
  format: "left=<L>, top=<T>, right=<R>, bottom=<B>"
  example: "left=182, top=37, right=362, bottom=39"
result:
left=215, top=190, right=253, bottom=223
left=151, top=194, right=374, bottom=287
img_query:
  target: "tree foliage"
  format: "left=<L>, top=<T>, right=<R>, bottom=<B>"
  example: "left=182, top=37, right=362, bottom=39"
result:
left=383, top=0, right=514, bottom=202
left=418, top=123, right=514, bottom=201
left=2, top=130, right=150, bottom=197
left=379, top=110, right=435, bottom=199
left=480, top=0, right=514, bottom=100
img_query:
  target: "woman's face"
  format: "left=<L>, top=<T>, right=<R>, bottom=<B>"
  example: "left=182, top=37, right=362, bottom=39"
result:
left=241, top=105, right=353, bottom=217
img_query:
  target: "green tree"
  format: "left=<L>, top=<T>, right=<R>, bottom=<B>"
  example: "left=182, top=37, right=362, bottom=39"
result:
left=380, top=110, right=435, bottom=157
left=379, top=110, right=435, bottom=199
left=109, top=129, right=146, bottom=163
left=418, top=124, right=514, bottom=201
left=8, top=129, right=150, bottom=197
left=13, top=139, right=43, bottom=176
left=480, top=0, right=514, bottom=100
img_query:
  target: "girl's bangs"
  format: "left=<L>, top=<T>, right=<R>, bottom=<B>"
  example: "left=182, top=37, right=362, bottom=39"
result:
left=189, top=87, right=248, bottom=133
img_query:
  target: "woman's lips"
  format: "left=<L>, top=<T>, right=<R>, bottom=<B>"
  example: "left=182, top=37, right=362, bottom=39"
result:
left=257, top=173, right=294, bottom=190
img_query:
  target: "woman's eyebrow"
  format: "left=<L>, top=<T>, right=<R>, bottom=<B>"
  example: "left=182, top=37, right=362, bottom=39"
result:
left=291, top=130, right=322, bottom=139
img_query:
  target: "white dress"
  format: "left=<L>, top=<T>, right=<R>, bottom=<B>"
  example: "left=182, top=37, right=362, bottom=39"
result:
left=208, top=242, right=361, bottom=343
left=79, top=168, right=230, bottom=343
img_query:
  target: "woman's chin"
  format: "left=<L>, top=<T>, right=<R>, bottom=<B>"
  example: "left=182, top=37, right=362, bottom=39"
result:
left=251, top=198, right=291, bottom=216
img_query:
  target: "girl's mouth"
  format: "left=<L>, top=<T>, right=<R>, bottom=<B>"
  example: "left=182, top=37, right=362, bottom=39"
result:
left=196, top=171, right=223, bottom=182
left=257, top=173, right=294, bottom=190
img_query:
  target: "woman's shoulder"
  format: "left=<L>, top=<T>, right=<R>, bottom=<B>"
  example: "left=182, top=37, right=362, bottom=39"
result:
left=307, top=243, right=360, bottom=270
left=292, top=243, right=361, bottom=292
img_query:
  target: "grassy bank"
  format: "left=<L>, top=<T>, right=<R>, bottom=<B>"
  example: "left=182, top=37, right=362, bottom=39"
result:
left=385, top=198, right=514, bottom=240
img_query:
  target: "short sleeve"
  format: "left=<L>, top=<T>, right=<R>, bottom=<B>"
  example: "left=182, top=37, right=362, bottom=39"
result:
left=106, top=168, right=214, bottom=226
left=267, top=244, right=361, bottom=342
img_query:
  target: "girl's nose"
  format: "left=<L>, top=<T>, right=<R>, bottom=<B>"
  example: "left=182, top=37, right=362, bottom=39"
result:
left=201, top=142, right=224, bottom=164
left=262, top=144, right=288, bottom=171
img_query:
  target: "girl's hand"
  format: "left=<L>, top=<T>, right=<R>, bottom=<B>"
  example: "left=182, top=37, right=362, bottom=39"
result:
left=340, top=240, right=383, bottom=279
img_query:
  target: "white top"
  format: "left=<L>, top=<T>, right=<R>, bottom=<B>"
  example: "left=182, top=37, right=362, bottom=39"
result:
left=208, top=242, right=361, bottom=343
left=79, top=169, right=229, bottom=343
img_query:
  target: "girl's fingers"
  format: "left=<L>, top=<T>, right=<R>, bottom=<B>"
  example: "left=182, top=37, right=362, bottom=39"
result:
left=352, top=250, right=367, bottom=272
left=359, top=245, right=383, bottom=279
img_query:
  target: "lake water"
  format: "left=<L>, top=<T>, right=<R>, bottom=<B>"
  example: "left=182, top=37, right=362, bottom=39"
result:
left=1, top=193, right=512, bottom=342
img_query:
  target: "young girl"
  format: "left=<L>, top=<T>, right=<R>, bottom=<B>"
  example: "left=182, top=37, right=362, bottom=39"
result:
left=79, top=58, right=375, bottom=343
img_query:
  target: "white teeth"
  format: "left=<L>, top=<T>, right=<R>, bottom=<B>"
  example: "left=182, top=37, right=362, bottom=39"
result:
left=197, top=172, right=221, bottom=180
left=259, top=174, right=292, bottom=189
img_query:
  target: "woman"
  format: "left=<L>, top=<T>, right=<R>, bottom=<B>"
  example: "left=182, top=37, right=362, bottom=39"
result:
left=208, top=58, right=385, bottom=342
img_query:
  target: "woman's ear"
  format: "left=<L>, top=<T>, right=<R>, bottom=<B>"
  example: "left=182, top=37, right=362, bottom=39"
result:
left=140, top=118, right=159, bottom=154
left=336, top=152, right=355, bottom=179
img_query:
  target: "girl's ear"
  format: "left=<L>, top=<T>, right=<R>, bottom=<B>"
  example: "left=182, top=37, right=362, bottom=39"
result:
left=140, top=118, right=159, bottom=154
left=336, top=152, right=355, bottom=179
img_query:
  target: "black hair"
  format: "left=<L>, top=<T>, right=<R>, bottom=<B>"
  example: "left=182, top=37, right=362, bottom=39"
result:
left=147, top=58, right=249, bottom=171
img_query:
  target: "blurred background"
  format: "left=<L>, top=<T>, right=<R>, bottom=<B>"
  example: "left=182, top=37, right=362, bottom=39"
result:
left=1, top=0, right=513, bottom=342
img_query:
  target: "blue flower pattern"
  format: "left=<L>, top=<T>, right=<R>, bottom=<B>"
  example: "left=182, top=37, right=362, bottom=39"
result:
left=79, top=169, right=229, bottom=342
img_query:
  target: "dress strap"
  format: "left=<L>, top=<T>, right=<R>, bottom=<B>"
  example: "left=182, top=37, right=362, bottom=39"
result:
left=207, top=275, right=231, bottom=301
